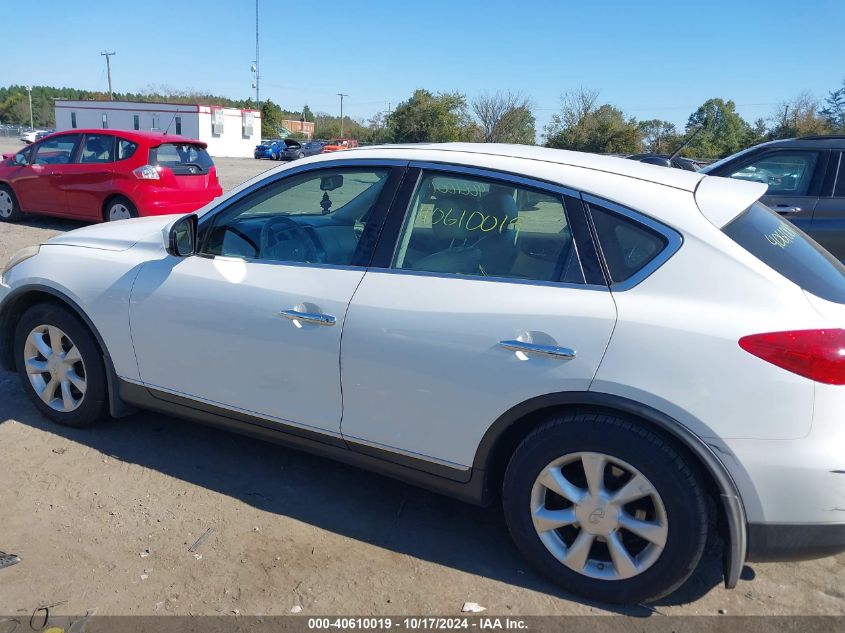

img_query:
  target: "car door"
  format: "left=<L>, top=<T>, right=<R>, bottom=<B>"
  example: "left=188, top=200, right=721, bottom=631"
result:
left=13, top=133, right=82, bottom=214
left=129, top=161, right=405, bottom=437
left=811, top=150, right=845, bottom=261
left=59, top=133, right=116, bottom=220
left=719, top=149, right=827, bottom=234
left=339, top=165, right=617, bottom=469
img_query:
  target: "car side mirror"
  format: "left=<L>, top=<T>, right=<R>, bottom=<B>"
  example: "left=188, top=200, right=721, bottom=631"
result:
left=320, top=174, right=343, bottom=191
left=165, top=214, right=198, bottom=257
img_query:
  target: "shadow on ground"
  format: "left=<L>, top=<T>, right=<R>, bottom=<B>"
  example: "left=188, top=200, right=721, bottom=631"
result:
left=0, top=369, right=728, bottom=614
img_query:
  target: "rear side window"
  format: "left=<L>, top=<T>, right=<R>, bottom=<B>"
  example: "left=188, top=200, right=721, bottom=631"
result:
left=726, top=151, right=818, bottom=196
left=724, top=202, right=845, bottom=303
left=79, top=134, right=115, bottom=163
left=589, top=204, right=670, bottom=284
left=149, top=143, right=213, bottom=174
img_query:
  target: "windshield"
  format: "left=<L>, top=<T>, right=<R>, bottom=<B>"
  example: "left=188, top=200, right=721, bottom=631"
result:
left=150, top=143, right=214, bottom=175
left=724, top=202, right=845, bottom=303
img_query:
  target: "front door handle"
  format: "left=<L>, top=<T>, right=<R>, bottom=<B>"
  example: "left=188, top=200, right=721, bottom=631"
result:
left=280, top=309, right=336, bottom=326
left=499, top=339, right=576, bottom=360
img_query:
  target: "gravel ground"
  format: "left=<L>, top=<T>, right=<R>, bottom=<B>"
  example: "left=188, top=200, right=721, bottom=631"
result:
left=0, top=137, right=843, bottom=617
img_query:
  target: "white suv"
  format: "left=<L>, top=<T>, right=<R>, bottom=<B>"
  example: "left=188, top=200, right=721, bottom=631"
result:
left=1, top=144, right=843, bottom=604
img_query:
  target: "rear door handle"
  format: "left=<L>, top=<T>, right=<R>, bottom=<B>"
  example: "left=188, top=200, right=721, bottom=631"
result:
left=280, top=309, right=336, bottom=326
left=499, top=339, right=576, bottom=360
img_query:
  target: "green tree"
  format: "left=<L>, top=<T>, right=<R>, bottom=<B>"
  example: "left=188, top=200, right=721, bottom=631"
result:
left=683, top=98, right=752, bottom=159
left=260, top=99, right=285, bottom=137
left=544, top=89, right=642, bottom=154
left=471, top=91, right=536, bottom=144
left=637, top=119, right=679, bottom=154
left=767, top=93, right=831, bottom=140
left=388, top=89, right=473, bottom=143
left=302, top=104, right=314, bottom=122
left=820, top=79, right=845, bottom=132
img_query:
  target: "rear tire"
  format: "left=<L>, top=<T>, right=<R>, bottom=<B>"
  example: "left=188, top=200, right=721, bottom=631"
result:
left=104, top=196, right=138, bottom=222
left=0, top=184, right=23, bottom=222
left=502, top=412, right=709, bottom=604
left=14, top=303, right=109, bottom=428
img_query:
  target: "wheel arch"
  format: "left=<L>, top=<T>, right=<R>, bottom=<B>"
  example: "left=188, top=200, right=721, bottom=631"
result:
left=0, top=284, right=134, bottom=417
left=101, top=193, right=136, bottom=222
left=474, top=391, right=748, bottom=589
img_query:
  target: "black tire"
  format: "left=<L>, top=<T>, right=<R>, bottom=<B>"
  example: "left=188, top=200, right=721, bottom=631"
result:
left=297, top=151, right=305, bottom=160
left=502, top=412, right=708, bottom=604
left=0, top=184, right=23, bottom=222
left=104, top=196, right=138, bottom=222
left=14, top=303, right=109, bottom=428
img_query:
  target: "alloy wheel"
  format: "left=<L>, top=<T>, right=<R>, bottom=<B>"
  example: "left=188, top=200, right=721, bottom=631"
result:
left=530, top=451, right=668, bottom=581
left=0, top=190, right=13, bottom=218
left=22, top=324, right=87, bottom=412
left=108, top=203, right=132, bottom=221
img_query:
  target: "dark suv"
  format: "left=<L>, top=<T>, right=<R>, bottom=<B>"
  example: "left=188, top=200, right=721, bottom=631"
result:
left=701, top=136, right=845, bottom=261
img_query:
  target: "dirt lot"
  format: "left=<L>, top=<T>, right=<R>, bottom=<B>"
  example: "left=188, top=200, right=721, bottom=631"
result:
left=0, top=137, right=843, bottom=617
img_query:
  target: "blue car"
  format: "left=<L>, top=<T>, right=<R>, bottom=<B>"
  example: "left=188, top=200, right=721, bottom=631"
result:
left=253, top=139, right=285, bottom=160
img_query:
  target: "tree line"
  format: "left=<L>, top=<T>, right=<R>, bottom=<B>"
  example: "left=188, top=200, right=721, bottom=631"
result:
left=4, top=80, right=845, bottom=159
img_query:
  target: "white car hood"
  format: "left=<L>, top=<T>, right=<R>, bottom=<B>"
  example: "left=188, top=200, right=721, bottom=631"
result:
left=44, top=214, right=185, bottom=251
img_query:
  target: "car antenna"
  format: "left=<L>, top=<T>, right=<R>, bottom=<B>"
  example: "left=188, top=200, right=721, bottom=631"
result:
left=162, top=108, right=181, bottom=135
left=667, top=125, right=704, bottom=162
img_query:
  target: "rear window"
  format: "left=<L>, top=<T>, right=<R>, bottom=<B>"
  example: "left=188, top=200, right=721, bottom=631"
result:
left=149, top=143, right=213, bottom=175
left=724, top=202, right=845, bottom=303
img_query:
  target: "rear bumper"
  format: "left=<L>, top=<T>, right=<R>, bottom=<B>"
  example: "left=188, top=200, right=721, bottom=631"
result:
left=747, top=522, right=845, bottom=562
left=137, top=190, right=222, bottom=216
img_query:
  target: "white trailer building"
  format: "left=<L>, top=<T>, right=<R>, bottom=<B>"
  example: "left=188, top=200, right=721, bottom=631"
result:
left=54, top=100, right=261, bottom=158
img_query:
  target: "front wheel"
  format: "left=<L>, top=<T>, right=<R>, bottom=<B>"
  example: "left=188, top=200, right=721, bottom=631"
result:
left=0, top=184, right=23, bottom=222
left=502, top=413, right=709, bottom=604
left=14, top=303, right=109, bottom=427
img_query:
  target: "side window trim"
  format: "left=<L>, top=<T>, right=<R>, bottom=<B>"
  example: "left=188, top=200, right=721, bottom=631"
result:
left=196, top=160, right=408, bottom=269
left=371, top=161, right=605, bottom=289
left=582, top=194, right=683, bottom=291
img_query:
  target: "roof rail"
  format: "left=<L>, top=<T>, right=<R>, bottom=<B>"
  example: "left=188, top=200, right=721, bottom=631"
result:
left=798, top=134, right=845, bottom=140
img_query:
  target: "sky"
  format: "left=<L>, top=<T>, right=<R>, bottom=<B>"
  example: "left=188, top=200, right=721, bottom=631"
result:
left=1, top=0, right=843, bottom=136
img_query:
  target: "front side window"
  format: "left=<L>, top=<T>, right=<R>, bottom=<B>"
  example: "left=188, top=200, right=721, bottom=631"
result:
left=727, top=151, right=819, bottom=196
left=589, top=204, right=669, bottom=285
left=202, top=167, right=390, bottom=266
left=33, top=134, right=81, bottom=165
left=724, top=202, right=845, bottom=303
left=79, top=134, right=115, bottom=163
left=392, top=172, right=584, bottom=283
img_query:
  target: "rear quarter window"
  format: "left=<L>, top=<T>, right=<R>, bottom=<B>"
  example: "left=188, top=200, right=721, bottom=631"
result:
left=724, top=202, right=845, bottom=303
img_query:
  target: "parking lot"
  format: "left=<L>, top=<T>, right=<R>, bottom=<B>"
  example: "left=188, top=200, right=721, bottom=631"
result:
left=0, top=137, right=843, bottom=618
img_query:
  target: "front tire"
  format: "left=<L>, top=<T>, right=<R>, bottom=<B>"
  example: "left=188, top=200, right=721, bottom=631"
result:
left=104, top=196, right=137, bottom=222
left=14, top=304, right=109, bottom=428
left=502, top=412, right=708, bottom=604
left=0, top=184, right=23, bottom=222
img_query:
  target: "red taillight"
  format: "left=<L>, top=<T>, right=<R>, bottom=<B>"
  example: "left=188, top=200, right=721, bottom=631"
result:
left=739, top=329, right=845, bottom=385
left=133, top=165, right=160, bottom=180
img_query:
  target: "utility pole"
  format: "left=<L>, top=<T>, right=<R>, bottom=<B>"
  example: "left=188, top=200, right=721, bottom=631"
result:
left=337, top=93, right=348, bottom=136
left=101, top=51, right=116, bottom=100
left=25, top=86, right=33, bottom=129
left=255, top=0, right=260, bottom=107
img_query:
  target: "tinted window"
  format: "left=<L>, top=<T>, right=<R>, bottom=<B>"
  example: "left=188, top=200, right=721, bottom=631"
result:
left=392, top=172, right=585, bottom=283
left=590, top=205, right=669, bottom=284
left=79, top=134, right=115, bottom=163
left=34, top=135, right=81, bottom=165
left=117, top=139, right=138, bottom=161
left=202, top=168, right=390, bottom=266
left=724, top=202, right=845, bottom=303
left=726, top=151, right=818, bottom=196
left=149, top=143, right=213, bottom=174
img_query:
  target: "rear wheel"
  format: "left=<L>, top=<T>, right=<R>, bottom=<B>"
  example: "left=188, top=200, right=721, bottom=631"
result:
left=502, top=413, right=709, bottom=604
left=104, top=196, right=137, bottom=222
left=0, top=185, right=23, bottom=222
left=14, top=303, right=109, bottom=428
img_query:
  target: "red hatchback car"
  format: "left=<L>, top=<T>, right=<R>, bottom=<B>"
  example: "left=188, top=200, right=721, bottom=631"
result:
left=0, top=129, right=223, bottom=222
